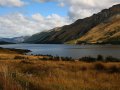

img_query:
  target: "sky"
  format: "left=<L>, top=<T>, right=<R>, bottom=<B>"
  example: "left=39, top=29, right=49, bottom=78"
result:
left=0, top=0, right=120, bottom=38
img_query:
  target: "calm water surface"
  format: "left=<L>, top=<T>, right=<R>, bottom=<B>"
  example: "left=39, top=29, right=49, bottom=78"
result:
left=0, top=44, right=120, bottom=59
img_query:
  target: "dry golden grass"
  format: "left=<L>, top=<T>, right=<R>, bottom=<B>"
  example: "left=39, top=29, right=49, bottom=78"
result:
left=0, top=59, right=119, bottom=90
left=0, top=49, right=120, bottom=90
left=79, top=15, right=120, bottom=43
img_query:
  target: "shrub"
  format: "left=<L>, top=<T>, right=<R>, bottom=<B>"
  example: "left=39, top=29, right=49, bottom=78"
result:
left=80, top=56, right=96, bottom=62
left=41, top=57, right=49, bottom=61
left=20, top=61, right=32, bottom=64
left=14, top=56, right=28, bottom=60
left=80, top=66, right=87, bottom=71
left=97, top=55, right=104, bottom=61
left=108, top=65, right=120, bottom=73
left=93, top=63, right=106, bottom=71
left=105, top=56, right=120, bottom=62
left=80, top=55, right=120, bottom=62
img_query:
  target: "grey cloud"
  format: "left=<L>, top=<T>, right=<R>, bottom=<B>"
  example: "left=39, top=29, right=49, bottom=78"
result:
left=0, top=13, right=69, bottom=38
left=0, top=0, right=26, bottom=7
left=34, top=0, right=120, bottom=21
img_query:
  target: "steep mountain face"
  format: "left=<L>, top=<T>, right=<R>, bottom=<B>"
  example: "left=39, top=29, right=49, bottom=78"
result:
left=24, top=28, right=60, bottom=44
left=25, top=4, right=120, bottom=44
left=78, top=15, right=120, bottom=44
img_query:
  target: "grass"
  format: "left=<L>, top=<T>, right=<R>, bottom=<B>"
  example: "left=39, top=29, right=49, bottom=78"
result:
left=0, top=59, right=120, bottom=90
left=0, top=48, right=120, bottom=90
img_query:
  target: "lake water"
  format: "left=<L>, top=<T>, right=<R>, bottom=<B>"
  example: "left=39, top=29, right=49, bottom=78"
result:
left=0, top=44, right=120, bottom=59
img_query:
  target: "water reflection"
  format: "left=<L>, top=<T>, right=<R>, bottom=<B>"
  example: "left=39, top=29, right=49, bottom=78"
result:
left=0, top=44, right=120, bottom=59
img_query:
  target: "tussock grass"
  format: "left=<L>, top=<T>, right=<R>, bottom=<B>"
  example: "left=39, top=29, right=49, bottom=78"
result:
left=0, top=48, right=119, bottom=90
left=4, top=60, right=119, bottom=90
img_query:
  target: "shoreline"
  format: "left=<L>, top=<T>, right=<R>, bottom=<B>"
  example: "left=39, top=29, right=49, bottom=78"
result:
left=0, top=47, right=120, bottom=62
left=0, top=47, right=120, bottom=90
left=0, top=47, right=31, bottom=54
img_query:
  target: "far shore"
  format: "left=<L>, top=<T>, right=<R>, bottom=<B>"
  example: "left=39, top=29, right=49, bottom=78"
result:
left=0, top=47, right=31, bottom=54
left=0, top=46, right=120, bottom=62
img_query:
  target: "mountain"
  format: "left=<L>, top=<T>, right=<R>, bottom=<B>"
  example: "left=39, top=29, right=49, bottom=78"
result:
left=25, top=4, right=120, bottom=44
left=77, top=15, right=120, bottom=44
left=11, top=36, right=30, bottom=43
left=0, top=41, right=15, bottom=45
left=0, top=36, right=29, bottom=43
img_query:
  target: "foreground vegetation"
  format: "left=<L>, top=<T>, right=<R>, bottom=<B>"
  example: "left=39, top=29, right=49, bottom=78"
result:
left=0, top=48, right=120, bottom=90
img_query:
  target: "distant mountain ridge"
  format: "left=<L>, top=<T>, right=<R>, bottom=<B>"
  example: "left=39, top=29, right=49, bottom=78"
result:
left=25, top=4, right=120, bottom=44
left=0, top=41, right=15, bottom=45
left=0, top=36, right=29, bottom=43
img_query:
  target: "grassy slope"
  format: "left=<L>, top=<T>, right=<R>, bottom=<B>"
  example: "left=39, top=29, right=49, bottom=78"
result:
left=0, top=48, right=120, bottom=90
left=77, top=15, right=120, bottom=44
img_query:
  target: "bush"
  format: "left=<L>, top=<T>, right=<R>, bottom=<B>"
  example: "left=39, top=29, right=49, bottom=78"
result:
left=41, top=57, right=49, bottom=61
left=97, top=55, right=104, bottom=61
left=80, top=56, right=96, bottom=62
left=79, top=55, right=120, bottom=62
left=108, top=65, right=120, bottom=73
left=14, top=56, right=28, bottom=60
left=20, top=61, right=32, bottom=64
left=105, top=56, right=120, bottom=62
left=93, top=63, right=106, bottom=71
left=80, top=66, right=87, bottom=71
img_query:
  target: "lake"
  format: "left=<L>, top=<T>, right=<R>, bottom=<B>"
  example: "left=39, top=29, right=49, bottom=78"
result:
left=0, top=44, right=120, bottom=59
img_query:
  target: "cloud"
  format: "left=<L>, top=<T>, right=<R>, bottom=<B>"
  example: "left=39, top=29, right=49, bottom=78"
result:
left=66, top=0, right=120, bottom=21
left=0, top=13, right=70, bottom=37
left=0, top=0, right=26, bottom=7
left=35, top=0, right=120, bottom=21
left=0, top=0, right=119, bottom=37
left=31, top=13, right=70, bottom=32
left=58, top=2, right=65, bottom=7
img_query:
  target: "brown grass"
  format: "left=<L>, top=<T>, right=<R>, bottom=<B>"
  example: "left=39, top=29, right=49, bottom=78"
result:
left=0, top=51, right=119, bottom=90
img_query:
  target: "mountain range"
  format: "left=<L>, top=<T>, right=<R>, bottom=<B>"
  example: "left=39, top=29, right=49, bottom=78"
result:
left=25, top=4, right=120, bottom=44
left=0, top=36, right=29, bottom=44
